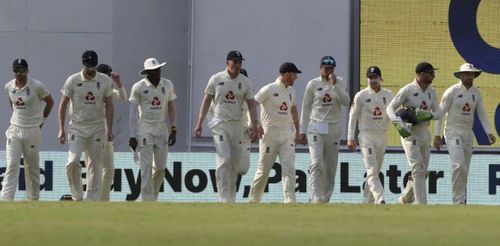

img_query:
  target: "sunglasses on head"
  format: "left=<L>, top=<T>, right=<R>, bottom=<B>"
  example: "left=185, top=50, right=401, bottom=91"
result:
left=321, top=59, right=336, bottom=65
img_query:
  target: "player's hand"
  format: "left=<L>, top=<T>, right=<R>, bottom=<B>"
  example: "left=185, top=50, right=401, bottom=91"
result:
left=58, top=130, right=65, bottom=144
left=111, top=72, right=123, bottom=88
left=433, top=136, right=442, bottom=151
left=194, top=123, right=202, bottom=138
left=257, top=125, right=264, bottom=140
left=347, top=139, right=357, bottom=151
left=328, top=73, right=337, bottom=85
left=168, top=131, right=176, bottom=146
left=488, top=133, right=496, bottom=145
left=295, top=133, right=307, bottom=145
left=129, top=137, right=138, bottom=151
left=107, top=131, right=114, bottom=142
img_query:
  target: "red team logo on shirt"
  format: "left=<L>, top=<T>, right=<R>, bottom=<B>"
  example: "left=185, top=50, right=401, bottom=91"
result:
left=373, top=107, right=383, bottom=117
left=15, top=97, right=25, bottom=106
left=279, top=102, right=288, bottom=111
left=462, top=103, right=471, bottom=112
left=323, top=93, right=332, bottom=103
left=85, top=92, right=96, bottom=102
left=225, top=91, right=235, bottom=101
left=151, top=97, right=161, bottom=106
left=419, top=101, right=428, bottom=110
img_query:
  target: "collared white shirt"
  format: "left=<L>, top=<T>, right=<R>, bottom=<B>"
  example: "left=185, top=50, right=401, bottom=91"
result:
left=129, top=77, right=177, bottom=123
left=347, top=86, right=393, bottom=139
left=255, top=78, right=296, bottom=129
left=300, top=76, right=350, bottom=134
left=5, top=77, right=50, bottom=128
left=62, top=71, right=113, bottom=127
left=434, top=81, right=491, bottom=134
left=205, top=70, right=255, bottom=121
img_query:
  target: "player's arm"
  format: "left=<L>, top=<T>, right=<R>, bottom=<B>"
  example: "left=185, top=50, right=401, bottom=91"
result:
left=291, top=104, right=302, bottom=144
left=433, top=90, right=452, bottom=150
left=128, top=102, right=139, bottom=151
left=333, top=77, right=350, bottom=106
left=476, top=94, right=496, bottom=144
left=167, top=99, right=177, bottom=146
left=104, top=95, right=114, bottom=141
left=57, top=95, right=70, bottom=144
left=40, top=94, right=54, bottom=128
left=299, top=81, right=314, bottom=141
left=111, top=72, right=128, bottom=101
left=194, top=93, right=214, bottom=137
left=386, top=87, right=406, bottom=122
left=347, top=93, right=362, bottom=151
left=8, top=98, right=13, bottom=111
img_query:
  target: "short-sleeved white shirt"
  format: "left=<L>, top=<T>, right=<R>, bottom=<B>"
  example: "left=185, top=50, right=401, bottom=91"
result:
left=347, top=86, right=393, bottom=139
left=255, top=79, right=296, bottom=129
left=62, top=71, right=113, bottom=134
left=129, top=77, right=177, bottom=123
left=205, top=70, right=255, bottom=121
left=5, top=78, right=50, bottom=128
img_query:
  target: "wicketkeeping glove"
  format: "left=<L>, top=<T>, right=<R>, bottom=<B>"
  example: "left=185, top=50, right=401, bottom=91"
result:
left=396, top=107, right=418, bottom=124
left=415, top=110, right=434, bottom=123
left=393, top=121, right=412, bottom=138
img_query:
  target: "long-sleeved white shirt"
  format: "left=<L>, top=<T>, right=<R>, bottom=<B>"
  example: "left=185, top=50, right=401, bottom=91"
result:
left=434, top=81, right=491, bottom=135
left=347, top=86, right=393, bottom=140
left=386, top=79, right=441, bottom=142
left=300, top=76, right=350, bottom=134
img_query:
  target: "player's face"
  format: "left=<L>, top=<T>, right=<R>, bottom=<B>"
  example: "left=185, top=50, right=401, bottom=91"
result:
left=147, top=68, right=162, bottom=81
left=283, top=72, right=298, bottom=87
left=422, top=70, right=435, bottom=84
left=320, top=65, right=335, bottom=79
left=13, top=67, right=28, bottom=82
left=460, top=72, right=475, bottom=87
left=226, top=59, right=242, bottom=76
left=367, top=74, right=381, bottom=91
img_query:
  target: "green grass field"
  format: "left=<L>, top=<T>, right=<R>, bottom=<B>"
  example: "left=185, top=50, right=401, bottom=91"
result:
left=0, top=202, right=499, bottom=246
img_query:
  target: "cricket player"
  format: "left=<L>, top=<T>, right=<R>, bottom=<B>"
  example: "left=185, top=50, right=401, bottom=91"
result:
left=434, top=63, right=496, bottom=204
left=194, top=51, right=259, bottom=203
left=249, top=62, right=302, bottom=204
left=1, top=58, right=54, bottom=201
left=299, top=56, right=350, bottom=203
left=129, top=58, right=177, bottom=201
left=387, top=62, right=442, bottom=204
left=206, top=68, right=252, bottom=175
left=347, top=66, right=392, bottom=204
left=94, top=64, right=127, bottom=201
left=58, top=50, right=114, bottom=201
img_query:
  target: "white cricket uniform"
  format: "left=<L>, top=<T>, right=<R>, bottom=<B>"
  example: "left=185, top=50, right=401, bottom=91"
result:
left=299, top=76, right=350, bottom=203
left=434, top=82, right=491, bottom=204
left=129, top=77, right=176, bottom=201
left=100, top=86, right=127, bottom=201
left=387, top=79, right=440, bottom=204
left=249, top=79, right=297, bottom=204
left=2, top=78, right=50, bottom=200
left=205, top=70, right=255, bottom=203
left=207, top=102, right=251, bottom=176
left=62, top=71, right=113, bottom=201
left=347, top=86, right=392, bottom=204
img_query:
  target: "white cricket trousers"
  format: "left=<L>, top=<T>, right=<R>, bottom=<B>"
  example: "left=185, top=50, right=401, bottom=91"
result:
left=237, top=129, right=251, bottom=175
left=136, top=133, right=168, bottom=201
left=250, top=127, right=296, bottom=203
left=307, top=122, right=340, bottom=203
left=66, top=130, right=104, bottom=201
left=211, top=121, right=243, bottom=203
left=359, top=131, right=387, bottom=204
left=85, top=141, right=115, bottom=201
left=401, top=136, right=430, bottom=204
left=445, top=128, right=473, bottom=204
left=1, top=126, right=41, bottom=200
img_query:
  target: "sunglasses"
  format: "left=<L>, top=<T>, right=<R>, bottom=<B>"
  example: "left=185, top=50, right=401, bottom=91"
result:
left=424, top=71, right=435, bottom=75
left=13, top=67, right=27, bottom=74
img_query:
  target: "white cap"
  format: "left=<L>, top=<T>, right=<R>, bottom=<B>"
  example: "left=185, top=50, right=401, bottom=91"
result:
left=139, top=58, right=166, bottom=76
left=453, top=63, right=481, bottom=79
